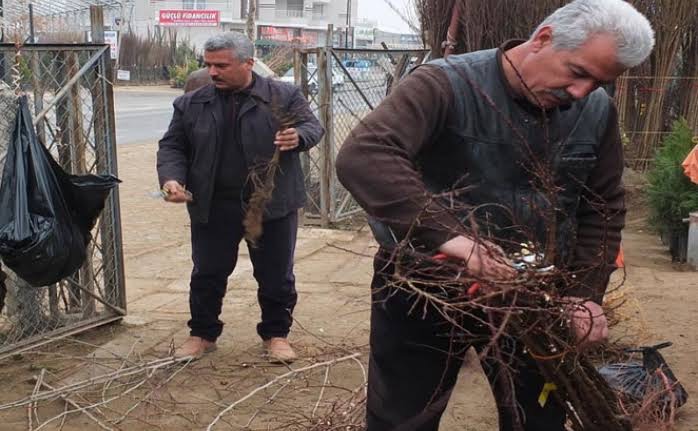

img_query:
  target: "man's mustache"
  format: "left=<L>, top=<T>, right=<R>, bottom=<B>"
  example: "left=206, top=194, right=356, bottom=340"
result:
left=549, top=88, right=574, bottom=103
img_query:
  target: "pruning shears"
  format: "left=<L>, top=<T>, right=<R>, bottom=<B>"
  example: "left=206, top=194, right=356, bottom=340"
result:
left=150, top=186, right=194, bottom=202
left=432, top=252, right=483, bottom=297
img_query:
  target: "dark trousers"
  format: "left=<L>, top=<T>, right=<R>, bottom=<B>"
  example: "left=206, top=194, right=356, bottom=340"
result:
left=367, top=260, right=566, bottom=431
left=189, top=200, right=298, bottom=342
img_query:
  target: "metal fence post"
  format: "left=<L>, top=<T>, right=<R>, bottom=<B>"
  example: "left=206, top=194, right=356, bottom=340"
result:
left=318, top=25, right=335, bottom=227
left=101, top=50, right=127, bottom=312
left=92, top=48, right=126, bottom=313
left=295, top=49, right=308, bottom=225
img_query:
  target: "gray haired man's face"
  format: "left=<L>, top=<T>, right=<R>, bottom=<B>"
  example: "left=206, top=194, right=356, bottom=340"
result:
left=204, top=49, right=254, bottom=91
left=518, top=29, right=625, bottom=109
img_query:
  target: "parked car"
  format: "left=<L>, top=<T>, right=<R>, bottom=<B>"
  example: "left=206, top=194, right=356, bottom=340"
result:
left=341, top=59, right=372, bottom=81
left=279, top=65, right=344, bottom=93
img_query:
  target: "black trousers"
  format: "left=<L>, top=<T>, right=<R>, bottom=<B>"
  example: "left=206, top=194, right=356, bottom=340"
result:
left=189, top=200, right=298, bottom=342
left=367, top=260, right=566, bottom=431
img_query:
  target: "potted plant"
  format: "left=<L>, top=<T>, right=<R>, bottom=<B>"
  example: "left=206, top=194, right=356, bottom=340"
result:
left=647, top=119, right=698, bottom=262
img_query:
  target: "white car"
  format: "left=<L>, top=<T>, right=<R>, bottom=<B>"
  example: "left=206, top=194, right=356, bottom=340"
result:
left=280, top=66, right=344, bottom=92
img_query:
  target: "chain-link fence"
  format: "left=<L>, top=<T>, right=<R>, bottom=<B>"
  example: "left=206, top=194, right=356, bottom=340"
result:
left=295, top=47, right=429, bottom=226
left=293, top=49, right=324, bottom=224
left=0, top=44, right=125, bottom=359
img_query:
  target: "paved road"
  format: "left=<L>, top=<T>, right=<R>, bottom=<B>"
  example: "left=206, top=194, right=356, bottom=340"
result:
left=113, top=83, right=384, bottom=145
left=114, top=86, right=180, bottom=145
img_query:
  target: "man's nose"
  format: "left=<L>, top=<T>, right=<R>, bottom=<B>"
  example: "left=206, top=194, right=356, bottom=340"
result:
left=567, top=80, right=599, bottom=99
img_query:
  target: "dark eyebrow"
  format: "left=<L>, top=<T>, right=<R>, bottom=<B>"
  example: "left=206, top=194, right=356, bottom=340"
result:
left=569, top=63, right=613, bottom=86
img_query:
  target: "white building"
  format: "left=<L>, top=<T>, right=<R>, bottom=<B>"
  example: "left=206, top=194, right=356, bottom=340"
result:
left=353, top=18, right=422, bottom=50
left=131, top=0, right=358, bottom=50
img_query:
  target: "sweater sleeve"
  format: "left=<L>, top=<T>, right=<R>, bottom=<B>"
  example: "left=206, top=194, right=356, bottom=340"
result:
left=566, top=103, right=626, bottom=302
left=336, top=66, right=463, bottom=250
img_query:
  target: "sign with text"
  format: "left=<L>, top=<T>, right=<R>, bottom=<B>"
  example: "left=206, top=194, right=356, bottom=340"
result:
left=104, top=30, right=118, bottom=60
left=400, top=33, right=421, bottom=45
left=258, top=26, right=318, bottom=46
left=158, top=10, right=220, bottom=27
left=117, top=70, right=131, bottom=81
left=354, top=26, right=374, bottom=42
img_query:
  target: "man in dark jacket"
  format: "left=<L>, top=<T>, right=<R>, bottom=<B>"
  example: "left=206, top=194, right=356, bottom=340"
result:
left=157, top=32, right=324, bottom=362
left=336, top=0, right=654, bottom=429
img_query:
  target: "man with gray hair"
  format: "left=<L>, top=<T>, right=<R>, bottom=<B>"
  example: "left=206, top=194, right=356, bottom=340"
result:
left=336, top=0, right=654, bottom=429
left=157, top=32, right=324, bottom=362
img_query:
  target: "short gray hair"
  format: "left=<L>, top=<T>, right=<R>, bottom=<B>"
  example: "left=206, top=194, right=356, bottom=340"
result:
left=204, top=32, right=254, bottom=61
left=532, top=0, right=655, bottom=68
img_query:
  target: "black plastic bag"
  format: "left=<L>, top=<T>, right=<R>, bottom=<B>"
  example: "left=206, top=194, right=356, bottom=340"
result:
left=598, top=342, right=689, bottom=415
left=0, top=96, right=120, bottom=287
left=46, top=145, right=120, bottom=235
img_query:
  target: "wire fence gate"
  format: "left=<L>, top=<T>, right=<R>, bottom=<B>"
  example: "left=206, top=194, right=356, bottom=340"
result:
left=294, top=46, right=429, bottom=227
left=0, top=43, right=125, bottom=360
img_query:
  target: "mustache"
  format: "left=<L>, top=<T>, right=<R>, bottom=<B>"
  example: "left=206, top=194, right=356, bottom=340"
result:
left=549, top=88, right=574, bottom=103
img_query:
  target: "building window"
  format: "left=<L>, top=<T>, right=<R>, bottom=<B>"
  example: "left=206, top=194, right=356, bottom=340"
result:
left=241, top=0, right=248, bottom=18
left=182, top=0, right=206, bottom=9
left=288, top=0, right=303, bottom=16
left=313, top=4, right=325, bottom=18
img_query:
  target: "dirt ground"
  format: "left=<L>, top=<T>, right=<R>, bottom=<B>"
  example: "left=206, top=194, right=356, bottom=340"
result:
left=0, top=142, right=696, bottom=430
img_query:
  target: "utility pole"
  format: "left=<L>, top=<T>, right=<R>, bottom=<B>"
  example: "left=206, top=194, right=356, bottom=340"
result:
left=90, top=5, right=105, bottom=44
left=28, top=4, right=35, bottom=43
left=0, top=0, right=4, bottom=80
left=0, top=0, right=4, bottom=43
left=345, top=0, right=351, bottom=49
left=115, top=0, right=128, bottom=71
left=246, top=0, right=257, bottom=54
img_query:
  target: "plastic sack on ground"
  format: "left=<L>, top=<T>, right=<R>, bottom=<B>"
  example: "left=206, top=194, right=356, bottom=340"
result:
left=0, top=95, right=120, bottom=287
left=598, top=342, right=689, bottom=415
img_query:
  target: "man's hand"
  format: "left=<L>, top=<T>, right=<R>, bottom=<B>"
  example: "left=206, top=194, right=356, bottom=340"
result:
left=564, top=298, right=608, bottom=346
left=162, top=180, right=192, bottom=203
left=438, top=235, right=517, bottom=281
left=275, top=128, right=300, bottom=151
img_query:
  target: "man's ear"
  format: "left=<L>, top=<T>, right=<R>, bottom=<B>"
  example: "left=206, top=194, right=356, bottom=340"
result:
left=531, top=25, right=554, bottom=52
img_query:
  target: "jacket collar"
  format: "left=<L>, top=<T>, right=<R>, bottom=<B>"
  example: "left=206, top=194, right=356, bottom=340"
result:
left=190, top=72, right=271, bottom=104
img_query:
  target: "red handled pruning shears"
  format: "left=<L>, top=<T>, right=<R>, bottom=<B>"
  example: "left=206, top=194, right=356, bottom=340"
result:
left=432, top=253, right=482, bottom=297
